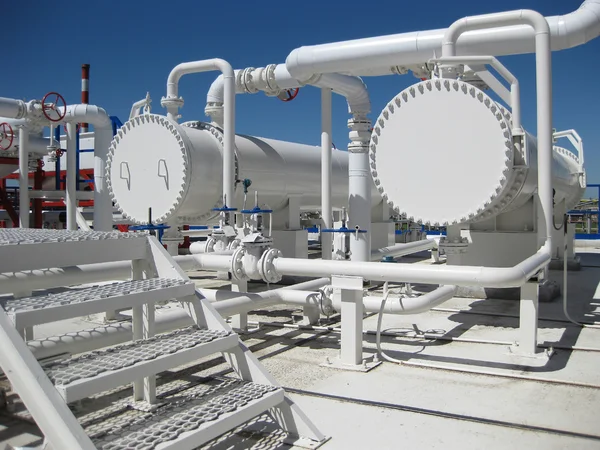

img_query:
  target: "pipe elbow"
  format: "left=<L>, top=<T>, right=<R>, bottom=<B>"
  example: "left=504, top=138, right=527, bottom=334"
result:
left=557, top=0, right=600, bottom=48
left=285, top=47, right=314, bottom=82
left=207, top=74, right=225, bottom=104
left=315, top=73, right=371, bottom=115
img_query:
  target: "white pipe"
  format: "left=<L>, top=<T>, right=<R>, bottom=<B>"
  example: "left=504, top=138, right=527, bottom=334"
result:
left=4, top=133, right=51, bottom=155
left=431, top=55, right=521, bottom=133
left=66, top=123, right=77, bottom=230
left=348, top=137, right=371, bottom=262
left=321, top=88, right=333, bottom=260
left=165, top=59, right=236, bottom=215
left=205, top=64, right=370, bottom=120
left=129, top=93, right=151, bottom=119
left=273, top=243, right=551, bottom=288
left=18, top=128, right=29, bottom=228
left=64, top=104, right=113, bottom=231
left=442, top=10, right=553, bottom=251
left=27, top=278, right=329, bottom=360
left=356, top=285, right=457, bottom=314
left=189, top=241, right=234, bottom=255
left=0, top=97, right=27, bottom=119
left=285, top=1, right=600, bottom=78
left=371, top=239, right=434, bottom=261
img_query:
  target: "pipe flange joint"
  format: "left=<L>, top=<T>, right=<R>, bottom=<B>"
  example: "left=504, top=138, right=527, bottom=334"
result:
left=263, top=64, right=281, bottom=96
left=231, top=246, right=249, bottom=282
left=319, top=286, right=335, bottom=316
left=160, top=95, right=184, bottom=109
left=240, top=68, right=259, bottom=94
left=259, top=248, right=282, bottom=284
left=439, top=236, right=469, bottom=255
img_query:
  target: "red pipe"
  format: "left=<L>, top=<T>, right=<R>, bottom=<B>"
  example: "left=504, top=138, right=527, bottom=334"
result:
left=81, top=64, right=90, bottom=132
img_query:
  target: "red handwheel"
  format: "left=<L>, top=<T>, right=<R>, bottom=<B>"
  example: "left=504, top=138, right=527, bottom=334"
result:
left=42, top=92, right=67, bottom=122
left=278, top=88, right=300, bottom=102
left=0, top=122, right=14, bottom=150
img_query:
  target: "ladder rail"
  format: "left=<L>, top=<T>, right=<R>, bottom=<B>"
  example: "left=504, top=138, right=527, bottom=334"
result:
left=0, top=307, right=95, bottom=450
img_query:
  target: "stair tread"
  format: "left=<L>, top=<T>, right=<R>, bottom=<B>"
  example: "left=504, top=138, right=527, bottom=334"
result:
left=89, top=376, right=282, bottom=450
left=0, top=228, right=146, bottom=246
left=1, top=278, right=191, bottom=313
left=45, top=327, right=232, bottom=386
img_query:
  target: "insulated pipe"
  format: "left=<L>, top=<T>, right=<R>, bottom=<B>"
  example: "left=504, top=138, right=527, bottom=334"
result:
left=0, top=97, right=27, bottom=119
left=285, top=1, right=600, bottom=78
left=371, top=239, right=434, bottom=261
left=351, top=285, right=457, bottom=314
left=3, top=133, right=52, bottom=155
left=321, top=88, right=333, bottom=260
left=272, top=243, right=551, bottom=288
left=164, top=59, right=236, bottom=216
left=27, top=277, right=330, bottom=360
left=441, top=10, right=553, bottom=250
left=66, top=123, right=78, bottom=230
left=64, top=104, right=113, bottom=231
left=18, top=128, right=29, bottom=228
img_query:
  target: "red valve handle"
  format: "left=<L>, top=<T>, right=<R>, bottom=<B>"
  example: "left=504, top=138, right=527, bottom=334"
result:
left=278, top=88, right=300, bottom=102
left=41, top=92, right=67, bottom=122
left=0, top=122, right=14, bottom=150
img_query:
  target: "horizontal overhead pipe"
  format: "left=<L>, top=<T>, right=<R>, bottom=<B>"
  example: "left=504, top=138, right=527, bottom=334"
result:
left=27, top=278, right=330, bottom=360
left=285, top=0, right=600, bottom=78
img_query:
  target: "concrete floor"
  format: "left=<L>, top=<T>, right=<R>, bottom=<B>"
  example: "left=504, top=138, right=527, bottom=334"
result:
left=2, top=248, right=600, bottom=449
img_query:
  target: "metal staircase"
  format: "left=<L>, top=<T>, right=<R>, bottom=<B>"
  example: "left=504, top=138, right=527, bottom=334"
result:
left=0, top=228, right=327, bottom=449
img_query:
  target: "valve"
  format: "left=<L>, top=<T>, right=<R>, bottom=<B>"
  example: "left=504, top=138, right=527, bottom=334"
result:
left=41, top=92, right=67, bottom=122
left=277, top=88, right=300, bottom=102
left=0, top=122, right=14, bottom=150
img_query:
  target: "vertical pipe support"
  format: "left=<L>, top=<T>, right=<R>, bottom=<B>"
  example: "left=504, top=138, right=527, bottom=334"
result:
left=18, top=127, right=29, bottom=228
left=321, top=88, right=333, bottom=260
left=518, top=280, right=540, bottom=355
left=347, top=114, right=372, bottom=263
left=66, top=123, right=78, bottom=230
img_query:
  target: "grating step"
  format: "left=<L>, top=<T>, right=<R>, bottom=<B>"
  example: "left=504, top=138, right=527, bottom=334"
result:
left=0, top=229, right=150, bottom=273
left=89, top=376, right=284, bottom=450
left=45, top=326, right=238, bottom=403
left=2, top=278, right=195, bottom=329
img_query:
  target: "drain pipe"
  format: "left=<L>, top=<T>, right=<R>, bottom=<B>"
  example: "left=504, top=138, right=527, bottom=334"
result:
left=347, top=285, right=457, bottom=314
left=163, top=59, right=236, bottom=217
left=64, top=104, right=113, bottom=231
left=371, top=239, right=435, bottom=261
left=27, top=277, right=330, bottom=360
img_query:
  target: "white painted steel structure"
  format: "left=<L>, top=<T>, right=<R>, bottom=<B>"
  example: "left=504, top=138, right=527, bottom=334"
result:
left=106, top=116, right=359, bottom=224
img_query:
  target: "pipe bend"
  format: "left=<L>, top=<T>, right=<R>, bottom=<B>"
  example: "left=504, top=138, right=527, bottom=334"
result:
left=314, top=73, right=371, bottom=115
left=65, top=104, right=111, bottom=129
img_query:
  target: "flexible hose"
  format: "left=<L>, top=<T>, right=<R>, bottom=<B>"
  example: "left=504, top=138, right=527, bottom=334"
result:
left=375, top=281, right=410, bottom=363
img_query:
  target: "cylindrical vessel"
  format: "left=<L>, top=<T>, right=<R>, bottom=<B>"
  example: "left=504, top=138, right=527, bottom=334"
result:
left=106, top=114, right=366, bottom=225
left=369, top=79, right=585, bottom=226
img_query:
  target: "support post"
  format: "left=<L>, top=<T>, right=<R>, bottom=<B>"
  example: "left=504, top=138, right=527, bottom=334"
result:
left=321, top=88, right=333, bottom=260
left=322, top=276, right=380, bottom=371
left=66, top=123, right=78, bottom=230
left=18, top=127, right=29, bottom=228
left=518, top=281, right=541, bottom=356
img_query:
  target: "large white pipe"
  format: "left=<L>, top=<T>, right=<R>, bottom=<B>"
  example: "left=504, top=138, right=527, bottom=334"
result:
left=27, top=278, right=329, bottom=360
left=355, top=285, right=457, bottom=314
left=163, top=59, right=236, bottom=217
left=321, top=88, right=333, bottom=260
left=285, top=1, right=600, bottom=79
left=66, top=123, right=77, bottom=230
left=0, top=97, right=28, bottom=119
left=442, top=10, right=553, bottom=249
left=64, top=104, right=113, bottom=231
left=3, top=133, right=51, bottom=155
left=273, top=243, right=550, bottom=288
left=107, top=117, right=374, bottom=225
left=371, top=239, right=434, bottom=261
left=18, top=128, right=29, bottom=228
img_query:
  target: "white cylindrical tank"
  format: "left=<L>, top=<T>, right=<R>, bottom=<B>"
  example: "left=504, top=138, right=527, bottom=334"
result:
left=369, top=79, right=585, bottom=226
left=106, top=114, right=359, bottom=224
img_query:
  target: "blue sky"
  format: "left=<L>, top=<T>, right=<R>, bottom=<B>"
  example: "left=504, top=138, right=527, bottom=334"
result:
left=2, top=0, right=599, bottom=192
